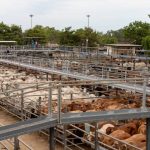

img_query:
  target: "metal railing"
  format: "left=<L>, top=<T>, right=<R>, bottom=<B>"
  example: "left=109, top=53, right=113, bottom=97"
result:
left=0, top=123, right=33, bottom=150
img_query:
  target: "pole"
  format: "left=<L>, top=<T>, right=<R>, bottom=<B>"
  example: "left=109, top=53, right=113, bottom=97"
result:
left=48, top=83, right=52, bottom=117
left=86, top=14, right=90, bottom=52
left=95, top=123, right=98, bottom=150
left=146, top=118, right=150, bottom=150
left=58, top=84, right=62, bottom=123
left=87, top=14, right=90, bottom=28
left=21, top=90, right=24, bottom=120
left=49, top=127, right=55, bottom=150
left=14, top=137, right=19, bottom=150
left=142, top=78, right=148, bottom=108
left=29, top=14, right=33, bottom=29
left=63, top=125, right=67, bottom=150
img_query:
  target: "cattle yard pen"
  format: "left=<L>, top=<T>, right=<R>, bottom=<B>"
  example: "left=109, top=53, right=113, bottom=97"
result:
left=0, top=46, right=150, bottom=150
left=0, top=79, right=150, bottom=150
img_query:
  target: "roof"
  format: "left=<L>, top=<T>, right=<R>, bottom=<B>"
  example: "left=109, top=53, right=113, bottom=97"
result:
left=0, top=41, right=17, bottom=43
left=24, top=37, right=44, bottom=39
left=106, top=44, right=142, bottom=47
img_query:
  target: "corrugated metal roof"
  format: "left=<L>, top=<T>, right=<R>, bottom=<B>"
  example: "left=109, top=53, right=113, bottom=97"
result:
left=106, top=44, right=142, bottom=47
left=0, top=41, right=17, bottom=43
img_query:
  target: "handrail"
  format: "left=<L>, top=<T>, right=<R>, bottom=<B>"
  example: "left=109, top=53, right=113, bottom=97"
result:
left=0, top=123, right=33, bottom=150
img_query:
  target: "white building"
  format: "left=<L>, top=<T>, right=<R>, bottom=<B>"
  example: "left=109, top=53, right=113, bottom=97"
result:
left=106, top=44, right=142, bottom=55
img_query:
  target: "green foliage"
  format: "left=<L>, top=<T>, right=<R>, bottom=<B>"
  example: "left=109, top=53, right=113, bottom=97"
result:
left=10, top=25, right=23, bottom=44
left=24, top=25, right=47, bottom=44
left=0, top=22, right=23, bottom=44
left=0, top=22, right=11, bottom=41
left=59, top=27, right=99, bottom=47
left=98, top=33, right=117, bottom=45
left=59, top=27, right=76, bottom=46
left=0, top=20, right=150, bottom=47
left=142, top=36, right=150, bottom=50
left=44, top=27, right=60, bottom=44
left=107, top=29, right=128, bottom=43
left=24, top=25, right=61, bottom=45
left=123, top=21, right=150, bottom=44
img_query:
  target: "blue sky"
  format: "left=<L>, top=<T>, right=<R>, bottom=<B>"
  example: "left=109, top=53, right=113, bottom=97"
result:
left=0, top=0, right=149, bottom=32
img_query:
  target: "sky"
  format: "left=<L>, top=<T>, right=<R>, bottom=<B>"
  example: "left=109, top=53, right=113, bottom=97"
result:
left=0, top=0, right=150, bottom=32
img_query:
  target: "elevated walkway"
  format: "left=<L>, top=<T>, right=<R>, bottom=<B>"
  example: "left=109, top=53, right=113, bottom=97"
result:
left=0, top=108, right=150, bottom=141
left=0, top=59, right=150, bottom=95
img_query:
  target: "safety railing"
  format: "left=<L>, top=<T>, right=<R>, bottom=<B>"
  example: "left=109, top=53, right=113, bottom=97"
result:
left=0, top=124, right=33, bottom=150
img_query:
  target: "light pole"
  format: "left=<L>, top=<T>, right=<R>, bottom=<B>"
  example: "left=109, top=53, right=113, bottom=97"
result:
left=87, top=14, right=90, bottom=28
left=29, top=14, right=34, bottom=29
left=86, top=14, right=90, bottom=52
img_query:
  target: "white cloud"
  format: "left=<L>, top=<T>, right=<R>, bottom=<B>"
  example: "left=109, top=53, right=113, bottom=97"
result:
left=0, top=0, right=149, bottom=32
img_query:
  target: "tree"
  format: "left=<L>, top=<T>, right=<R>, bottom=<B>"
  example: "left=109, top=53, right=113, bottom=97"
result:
left=142, top=36, right=150, bottom=50
left=10, top=25, right=23, bottom=44
left=43, top=27, right=60, bottom=44
left=0, top=22, right=11, bottom=41
left=0, top=22, right=23, bottom=44
left=59, top=27, right=77, bottom=46
left=107, top=29, right=128, bottom=43
left=24, top=25, right=47, bottom=44
left=97, top=32, right=117, bottom=46
left=123, top=21, right=150, bottom=44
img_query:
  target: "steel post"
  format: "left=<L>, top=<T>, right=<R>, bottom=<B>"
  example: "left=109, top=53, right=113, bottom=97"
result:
left=125, top=71, right=127, bottom=82
left=142, top=78, right=148, bottom=108
left=38, top=97, right=42, bottom=116
left=58, top=84, right=62, bottom=123
left=102, top=67, right=104, bottom=78
left=46, top=73, right=49, bottom=81
left=63, top=125, right=67, bottom=150
left=14, top=137, right=19, bottom=150
left=21, top=90, right=24, bottom=120
left=49, top=127, right=55, bottom=150
left=48, top=83, right=52, bottom=117
left=147, top=118, right=150, bottom=150
left=95, top=123, right=98, bottom=150
left=70, top=92, right=73, bottom=100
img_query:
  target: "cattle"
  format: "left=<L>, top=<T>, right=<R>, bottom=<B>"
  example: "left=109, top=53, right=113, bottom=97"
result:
left=82, top=123, right=115, bottom=143
left=120, top=134, right=146, bottom=150
left=102, top=130, right=131, bottom=146
left=138, top=124, right=146, bottom=135
left=106, top=122, right=138, bottom=135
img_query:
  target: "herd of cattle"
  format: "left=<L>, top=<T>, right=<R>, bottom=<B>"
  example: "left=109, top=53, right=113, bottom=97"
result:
left=0, top=65, right=148, bottom=150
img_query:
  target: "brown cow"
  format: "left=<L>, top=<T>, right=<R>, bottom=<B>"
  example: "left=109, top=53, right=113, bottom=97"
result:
left=138, top=124, right=146, bottom=135
left=102, top=130, right=131, bottom=146
left=106, top=122, right=138, bottom=135
left=120, top=134, right=146, bottom=150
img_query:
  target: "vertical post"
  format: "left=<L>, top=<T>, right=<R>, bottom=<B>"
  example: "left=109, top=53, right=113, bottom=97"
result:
left=21, top=90, right=24, bottom=120
left=102, top=67, right=104, bottom=78
left=29, top=14, right=34, bottom=29
left=14, top=137, right=19, bottom=150
left=142, top=78, right=148, bottom=108
left=58, top=84, right=62, bottom=123
left=133, top=60, right=135, bottom=70
left=49, top=127, right=55, bottom=150
left=48, top=83, right=52, bottom=117
left=95, top=123, right=98, bottom=150
left=107, top=71, right=109, bottom=79
left=38, top=97, right=42, bottom=116
left=70, top=92, right=73, bottom=100
left=46, top=73, right=49, bottom=81
left=63, top=125, right=67, bottom=150
left=59, top=75, right=62, bottom=81
left=125, top=71, right=127, bottom=82
left=146, top=118, right=150, bottom=150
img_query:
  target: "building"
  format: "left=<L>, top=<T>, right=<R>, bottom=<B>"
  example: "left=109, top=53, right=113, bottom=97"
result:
left=106, top=44, right=142, bottom=55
